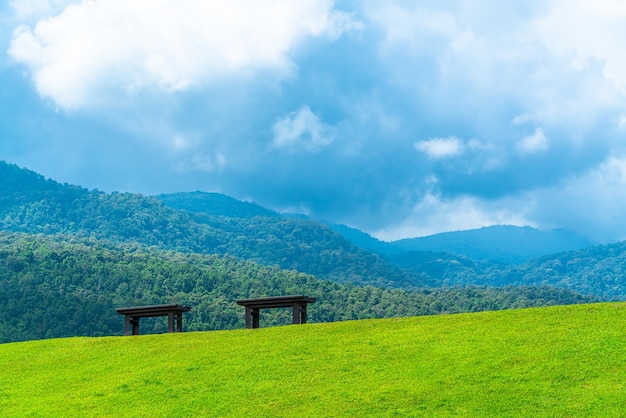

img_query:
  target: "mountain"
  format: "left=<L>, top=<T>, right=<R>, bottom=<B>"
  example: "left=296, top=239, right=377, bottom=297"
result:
left=392, top=225, right=595, bottom=264
left=0, top=161, right=425, bottom=288
left=157, top=191, right=279, bottom=218
left=320, top=222, right=398, bottom=254
left=2, top=160, right=624, bottom=302
left=480, top=240, right=626, bottom=299
left=389, top=240, right=626, bottom=300
left=148, top=191, right=626, bottom=300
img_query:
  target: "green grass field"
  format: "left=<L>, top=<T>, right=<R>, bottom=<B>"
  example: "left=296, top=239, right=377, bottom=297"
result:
left=0, top=303, right=624, bottom=417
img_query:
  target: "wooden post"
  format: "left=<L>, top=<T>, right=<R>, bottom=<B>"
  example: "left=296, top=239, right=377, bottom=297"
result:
left=168, top=313, right=175, bottom=333
left=292, top=303, right=300, bottom=324
left=245, top=307, right=252, bottom=328
left=252, top=308, right=260, bottom=329
left=176, top=314, right=183, bottom=332
left=301, top=304, right=307, bottom=324
left=131, top=318, right=139, bottom=335
left=124, top=316, right=131, bottom=336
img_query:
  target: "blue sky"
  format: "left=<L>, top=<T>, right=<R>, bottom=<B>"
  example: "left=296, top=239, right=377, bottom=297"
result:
left=2, top=0, right=626, bottom=242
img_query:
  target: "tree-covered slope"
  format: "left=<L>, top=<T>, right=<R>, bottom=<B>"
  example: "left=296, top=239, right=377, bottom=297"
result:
left=0, top=161, right=423, bottom=287
left=1, top=303, right=623, bottom=416
left=391, top=240, right=626, bottom=300
left=157, top=191, right=279, bottom=218
left=0, top=231, right=594, bottom=343
left=392, top=225, right=595, bottom=264
left=481, top=240, right=626, bottom=299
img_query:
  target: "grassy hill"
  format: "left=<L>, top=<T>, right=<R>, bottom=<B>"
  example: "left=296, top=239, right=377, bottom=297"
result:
left=1, top=303, right=623, bottom=416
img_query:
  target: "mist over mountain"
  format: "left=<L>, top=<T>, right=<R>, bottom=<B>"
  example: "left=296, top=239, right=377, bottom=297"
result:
left=275, top=213, right=596, bottom=265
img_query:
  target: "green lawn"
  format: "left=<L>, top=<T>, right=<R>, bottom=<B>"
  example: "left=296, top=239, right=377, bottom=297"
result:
left=0, top=303, right=624, bottom=416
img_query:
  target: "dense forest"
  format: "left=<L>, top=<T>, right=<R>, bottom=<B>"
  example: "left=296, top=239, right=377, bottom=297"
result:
left=157, top=191, right=626, bottom=299
left=2, top=160, right=625, bottom=344
left=391, top=242, right=626, bottom=300
left=0, top=232, right=594, bottom=343
left=0, top=161, right=424, bottom=288
left=392, top=225, right=594, bottom=264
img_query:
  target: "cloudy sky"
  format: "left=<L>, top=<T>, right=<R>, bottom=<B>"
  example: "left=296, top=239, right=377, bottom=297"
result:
left=2, top=0, right=626, bottom=242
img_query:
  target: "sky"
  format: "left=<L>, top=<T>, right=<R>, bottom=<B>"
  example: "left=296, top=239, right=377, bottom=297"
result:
left=2, top=0, right=626, bottom=242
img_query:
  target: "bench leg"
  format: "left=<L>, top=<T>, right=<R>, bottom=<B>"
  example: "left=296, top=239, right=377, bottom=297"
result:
left=301, top=304, right=307, bottom=324
left=252, top=308, right=260, bottom=329
left=292, top=303, right=300, bottom=324
left=245, top=307, right=252, bottom=328
left=168, top=313, right=175, bottom=333
left=131, top=317, right=140, bottom=335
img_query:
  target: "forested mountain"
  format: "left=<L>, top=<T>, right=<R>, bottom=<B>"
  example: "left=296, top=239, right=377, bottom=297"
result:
left=157, top=191, right=279, bottom=218
left=2, top=161, right=625, bottom=306
left=479, top=241, right=626, bottom=299
left=0, top=161, right=424, bottom=288
left=392, top=225, right=595, bottom=264
left=157, top=191, right=624, bottom=299
left=252, top=201, right=596, bottom=264
left=0, top=231, right=594, bottom=343
left=390, top=242, right=626, bottom=300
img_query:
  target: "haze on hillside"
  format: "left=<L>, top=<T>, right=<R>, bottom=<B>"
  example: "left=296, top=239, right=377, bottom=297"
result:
left=2, top=1, right=626, bottom=242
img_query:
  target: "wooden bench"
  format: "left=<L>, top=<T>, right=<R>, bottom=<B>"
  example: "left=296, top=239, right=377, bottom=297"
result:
left=116, top=304, right=191, bottom=336
left=236, top=295, right=316, bottom=329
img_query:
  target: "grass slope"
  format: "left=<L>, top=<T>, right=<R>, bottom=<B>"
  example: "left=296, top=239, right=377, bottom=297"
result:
left=1, top=303, right=624, bottom=416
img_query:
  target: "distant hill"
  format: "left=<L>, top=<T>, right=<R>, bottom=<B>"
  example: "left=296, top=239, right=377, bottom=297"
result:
left=270, top=213, right=396, bottom=254
left=0, top=161, right=425, bottom=288
left=157, top=191, right=279, bottom=218
left=479, top=240, right=626, bottom=299
left=388, top=239, right=626, bottom=300
left=387, top=250, right=487, bottom=283
left=392, top=225, right=595, bottom=264
left=322, top=222, right=397, bottom=254
left=150, top=190, right=626, bottom=300
left=2, top=160, right=624, bottom=301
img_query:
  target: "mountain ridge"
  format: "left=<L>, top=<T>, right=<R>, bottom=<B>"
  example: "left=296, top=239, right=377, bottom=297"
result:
left=3, top=160, right=625, bottom=301
left=158, top=191, right=596, bottom=264
left=392, top=225, right=596, bottom=264
left=0, top=161, right=425, bottom=288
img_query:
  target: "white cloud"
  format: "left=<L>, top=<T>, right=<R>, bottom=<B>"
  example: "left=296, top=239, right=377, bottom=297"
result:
left=532, top=0, right=626, bottom=94
left=9, top=0, right=78, bottom=21
left=414, top=136, right=463, bottom=159
left=175, top=152, right=226, bottom=174
left=377, top=152, right=626, bottom=242
left=374, top=192, right=534, bottom=241
left=271, top=106, right=335, bottom=151
left=8, top=0, right=359, bottom=109
left=527, top=153, right=626, bottom=241
left=370, top=1, right=626, bottom=132
left=516, top=128, right=548, bottom=154
left=170, top=134, right=196, bottom=153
